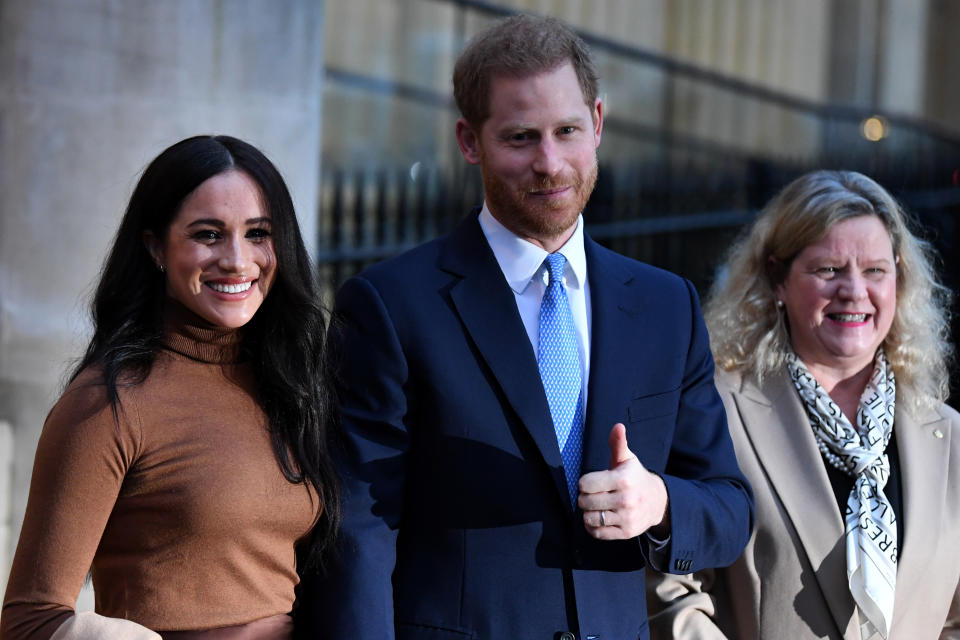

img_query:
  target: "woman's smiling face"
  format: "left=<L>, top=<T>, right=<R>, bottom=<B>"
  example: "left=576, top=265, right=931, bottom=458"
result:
left=146, top=169, right=276, bottom=329
left=777, top=214, right=897, bottom=375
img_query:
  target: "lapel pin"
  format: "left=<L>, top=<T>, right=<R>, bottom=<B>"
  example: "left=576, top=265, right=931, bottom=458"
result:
left=933, top=428, right=944, bottom=439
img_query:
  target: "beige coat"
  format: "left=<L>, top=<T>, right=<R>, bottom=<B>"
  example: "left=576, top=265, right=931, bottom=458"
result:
left=648, top=368, right=960, bottom=640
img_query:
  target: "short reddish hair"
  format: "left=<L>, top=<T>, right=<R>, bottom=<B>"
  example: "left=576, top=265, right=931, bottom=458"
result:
left=453, top=14, right=599, bottom=128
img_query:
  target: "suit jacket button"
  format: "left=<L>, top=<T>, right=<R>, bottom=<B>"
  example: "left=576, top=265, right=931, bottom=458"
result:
left=559, top=632, right=576, bottom=640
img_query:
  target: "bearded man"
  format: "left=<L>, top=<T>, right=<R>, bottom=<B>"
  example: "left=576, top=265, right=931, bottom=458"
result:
left=302, top=14, right=753, bottom=640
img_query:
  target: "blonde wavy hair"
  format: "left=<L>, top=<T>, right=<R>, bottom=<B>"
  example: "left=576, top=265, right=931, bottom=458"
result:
left=705, top=170, right=952, bottom=412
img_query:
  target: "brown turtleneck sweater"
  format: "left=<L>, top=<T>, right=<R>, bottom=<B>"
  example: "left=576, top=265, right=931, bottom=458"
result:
left=1, top=310, right=320, bottom=638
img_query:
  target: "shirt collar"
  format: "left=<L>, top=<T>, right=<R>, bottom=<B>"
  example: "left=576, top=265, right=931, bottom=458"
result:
left=478, top=202, right=587, bottom=294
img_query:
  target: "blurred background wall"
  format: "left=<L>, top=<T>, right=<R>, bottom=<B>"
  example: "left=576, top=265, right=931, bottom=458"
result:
left=1, top=0, right=959, bottom=610
left=316, top=0, right=960, bottom=404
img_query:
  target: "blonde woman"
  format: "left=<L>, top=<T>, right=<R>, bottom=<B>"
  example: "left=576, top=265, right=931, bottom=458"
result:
left=649, top=170, right=960, bottom=639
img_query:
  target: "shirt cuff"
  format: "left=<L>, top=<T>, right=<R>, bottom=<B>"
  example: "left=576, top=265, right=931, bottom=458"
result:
left=643, top=531, right=671, bottom=572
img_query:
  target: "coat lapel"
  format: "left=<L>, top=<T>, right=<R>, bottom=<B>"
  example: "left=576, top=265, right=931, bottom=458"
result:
left=438, top=215, right=571, bottom=509
left=890, top=404, right=950, bottom=633
left=736, top=370, right=859, bottom=638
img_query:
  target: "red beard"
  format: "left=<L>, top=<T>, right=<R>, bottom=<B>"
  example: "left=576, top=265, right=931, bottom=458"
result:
left=481, top=154, right=598, bottom=242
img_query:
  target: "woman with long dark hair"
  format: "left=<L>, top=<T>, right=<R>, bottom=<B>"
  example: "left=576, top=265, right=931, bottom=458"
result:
left=1, top=135, right=339, bottom=639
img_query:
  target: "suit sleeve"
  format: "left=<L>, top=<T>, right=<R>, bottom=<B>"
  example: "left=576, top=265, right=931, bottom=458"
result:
left=299, top=275, right=409, bottom=639
left=654, top=280, right=754, bottom=574
left=647, top=351, right=755, bottom=639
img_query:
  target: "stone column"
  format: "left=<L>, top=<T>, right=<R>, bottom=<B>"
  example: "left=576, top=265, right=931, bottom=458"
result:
left=922, top=0, right=960, bottom=133
left=0, top=0, right=325, bottom=607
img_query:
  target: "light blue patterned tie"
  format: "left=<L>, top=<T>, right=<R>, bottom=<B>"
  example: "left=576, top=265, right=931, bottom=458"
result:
left=538, top=253, right=585, bottom=506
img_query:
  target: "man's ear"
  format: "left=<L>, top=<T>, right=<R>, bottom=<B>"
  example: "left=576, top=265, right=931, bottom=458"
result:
left=592, top=98, right=604, bottom=147
left=455, top=117, right=482, bottom=165
left=143, top=230, right=164, bottom=269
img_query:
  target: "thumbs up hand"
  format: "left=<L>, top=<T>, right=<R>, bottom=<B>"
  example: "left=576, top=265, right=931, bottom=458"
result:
left=578, top=423, right=670, bottom=540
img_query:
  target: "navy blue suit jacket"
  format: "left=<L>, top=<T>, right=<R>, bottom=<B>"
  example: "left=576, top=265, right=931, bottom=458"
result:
left=303, top=213, right=752, bottom=639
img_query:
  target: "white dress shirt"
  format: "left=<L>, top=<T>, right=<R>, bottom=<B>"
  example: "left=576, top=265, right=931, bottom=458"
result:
left=478, top=203, right=591, bottom=407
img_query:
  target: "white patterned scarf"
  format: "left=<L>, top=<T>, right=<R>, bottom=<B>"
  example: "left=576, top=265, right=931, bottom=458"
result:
left=787, top=350, right=897, bottom=639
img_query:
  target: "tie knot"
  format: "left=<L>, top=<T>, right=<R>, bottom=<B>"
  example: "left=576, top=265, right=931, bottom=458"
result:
left=544, top=253, right=567, bottom=286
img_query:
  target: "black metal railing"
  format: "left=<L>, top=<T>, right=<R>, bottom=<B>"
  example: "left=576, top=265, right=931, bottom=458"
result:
left=317, top=156, right=960, bottom=293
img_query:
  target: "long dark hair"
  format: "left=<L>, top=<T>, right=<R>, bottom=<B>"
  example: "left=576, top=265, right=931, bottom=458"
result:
left=74, top=134, right=340, bottom=565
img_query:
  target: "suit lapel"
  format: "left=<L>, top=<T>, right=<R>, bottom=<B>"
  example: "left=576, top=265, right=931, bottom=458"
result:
left=890, top=405, right=950, bottom=632
left=438, top=215, right=571, bottom=509
left=579, top=238, right=646, bottom=475
left=736, top=371, right=858, bottom=637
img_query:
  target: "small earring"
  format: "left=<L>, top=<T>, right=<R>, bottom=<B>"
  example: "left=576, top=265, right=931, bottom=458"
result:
left=776, top=299, right=784, bottom=309
left=159, top=264, right=166, bottom=273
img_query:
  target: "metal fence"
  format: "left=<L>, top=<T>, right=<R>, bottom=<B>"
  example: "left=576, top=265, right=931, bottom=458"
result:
left=317, top=156, right=960, bottom=295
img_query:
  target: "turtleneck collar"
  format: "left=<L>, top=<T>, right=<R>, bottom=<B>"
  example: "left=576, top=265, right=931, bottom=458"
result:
left=162, top=299, right=244, bottom=364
